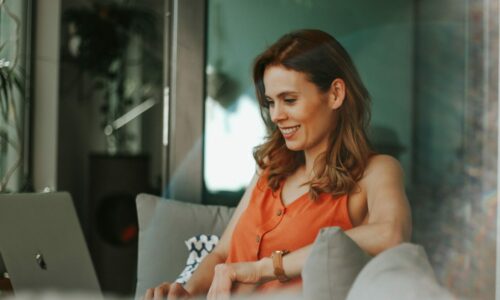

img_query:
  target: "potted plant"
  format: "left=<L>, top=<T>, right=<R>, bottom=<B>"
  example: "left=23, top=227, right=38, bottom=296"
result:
left=0, top=61, right=24, bottom=193
left=0, top=0, right=28, bottom=193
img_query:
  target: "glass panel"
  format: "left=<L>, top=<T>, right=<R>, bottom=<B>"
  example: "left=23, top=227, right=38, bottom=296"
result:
left=59, top=0, right=164, bottom=195
left=61, top=0, right=164, bottom=157
left=0, top=0, right=31, bottom=192
left=204, top=0, right=415, bottom=204
left=59, top=0, right=165, bottom=295
left=204, top=0, right=497, bottom=298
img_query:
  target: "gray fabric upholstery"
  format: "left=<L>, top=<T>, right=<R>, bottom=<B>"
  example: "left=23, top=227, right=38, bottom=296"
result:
left=134, top=194, right=235, bottom=299
left=302, top=227, right=371, bottom=300
left=134, top=194, right=452, bottom=300
left=346, top=243, right=454, bottom=300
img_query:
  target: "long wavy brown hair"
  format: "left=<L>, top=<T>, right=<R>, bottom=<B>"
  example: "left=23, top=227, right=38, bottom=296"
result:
left=253, top=29, right=373, bottom=199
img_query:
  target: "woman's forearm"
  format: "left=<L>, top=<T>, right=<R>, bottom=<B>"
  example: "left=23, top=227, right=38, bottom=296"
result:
left=345, top=221, right=408, bottom=256
left=184, top=251, right=227, bottom=296
left=257, top=246, right=312, bottom=281
left=257, top=222, right=406, bottom=280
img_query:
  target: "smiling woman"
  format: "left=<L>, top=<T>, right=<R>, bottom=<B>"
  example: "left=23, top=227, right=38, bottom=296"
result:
left=253, top=30, right=372, bottom=200
left=216, top=29, right=409, bottom=294
left=144, top=29, right=411, bottom=300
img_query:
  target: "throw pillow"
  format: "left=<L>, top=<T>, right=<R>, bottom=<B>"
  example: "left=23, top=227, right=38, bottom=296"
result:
left=134, top=194, right=235, bottom=299
left=302, top=226, right=371, bottom=300
left=175, top=234, right=220, bottom=284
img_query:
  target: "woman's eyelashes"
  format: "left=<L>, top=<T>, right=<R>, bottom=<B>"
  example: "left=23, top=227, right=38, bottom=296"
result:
left=265, top=99, right=274, bottom=108
left=264, top=98, right=297, bottom=108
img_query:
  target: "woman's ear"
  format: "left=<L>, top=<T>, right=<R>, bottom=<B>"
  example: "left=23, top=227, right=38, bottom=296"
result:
left=327, top=78, right=346, bottom=110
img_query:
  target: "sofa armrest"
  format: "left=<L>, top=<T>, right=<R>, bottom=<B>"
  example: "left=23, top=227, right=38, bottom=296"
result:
left=346, top=243, right=454, bottom=300
left=135, top=194, right=235, bottom=299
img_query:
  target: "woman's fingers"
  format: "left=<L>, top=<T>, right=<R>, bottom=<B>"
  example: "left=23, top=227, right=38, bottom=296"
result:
left=143, top=281, right=191, bottom=300
left=144, top=282, right=169, bottom=300
left=143, top=287, right=153, bottom=300
left=145, top=261, right=262, bottom=300
left=232, top=282, right=258, bottom=294
left=207, top=264, right=233, bottom=300
left=167, top=283, right=191, bottom=299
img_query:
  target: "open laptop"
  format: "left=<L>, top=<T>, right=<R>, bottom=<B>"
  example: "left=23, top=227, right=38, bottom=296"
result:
left=0, top=192, right=102, bottom=297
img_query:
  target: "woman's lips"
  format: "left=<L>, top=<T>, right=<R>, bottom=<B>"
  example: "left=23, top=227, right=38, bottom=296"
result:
left=280, top=125, right=300, bottom=139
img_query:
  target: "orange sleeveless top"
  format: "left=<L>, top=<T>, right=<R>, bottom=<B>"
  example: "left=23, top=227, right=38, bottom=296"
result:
left=226, top=173, right=353, bottom=292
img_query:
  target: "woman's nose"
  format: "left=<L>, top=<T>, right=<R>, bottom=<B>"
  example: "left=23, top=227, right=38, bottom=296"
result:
left=270, top=103, right=287, bottom=123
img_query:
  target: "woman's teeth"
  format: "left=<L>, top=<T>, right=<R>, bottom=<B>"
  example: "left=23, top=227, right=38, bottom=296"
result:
left=281, top=125, right=300, bottom=134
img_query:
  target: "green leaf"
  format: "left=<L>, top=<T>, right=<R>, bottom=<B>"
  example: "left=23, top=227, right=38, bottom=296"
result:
left=6, top=70, right=15, bottom=109
left=13, top=73, right=24, bottom=97
left=0, top=70, right=10, bottom=121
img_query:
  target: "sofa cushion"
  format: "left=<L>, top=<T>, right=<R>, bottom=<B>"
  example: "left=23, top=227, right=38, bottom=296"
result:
left=135, top=194, right=235, bottom=299
left=301, top=227, right=371, bottom=300
left=346, top=243, right=454, bottom=300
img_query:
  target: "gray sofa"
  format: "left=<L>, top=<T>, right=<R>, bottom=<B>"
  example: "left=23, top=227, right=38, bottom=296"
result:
left=135, top=194, right=455, bottom=300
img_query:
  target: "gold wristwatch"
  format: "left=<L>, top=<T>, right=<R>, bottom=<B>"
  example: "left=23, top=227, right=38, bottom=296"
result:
left=271, top=250, right=290, bottom=282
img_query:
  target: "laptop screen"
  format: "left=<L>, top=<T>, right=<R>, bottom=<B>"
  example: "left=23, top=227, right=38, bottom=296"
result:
left=0, top=192, right=101, bottom=296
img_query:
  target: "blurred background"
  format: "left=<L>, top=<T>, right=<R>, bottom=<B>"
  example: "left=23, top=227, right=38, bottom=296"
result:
left=0, top=0, right=497, bottom=298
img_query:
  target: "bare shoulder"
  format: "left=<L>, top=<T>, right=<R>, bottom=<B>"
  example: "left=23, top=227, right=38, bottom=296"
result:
left=255, top=157, right=270, bottom=177
left=358, top=154, right=405, bottom=198
left=361, top=155, right=412, bottom=241
left=367, top=154, right=402, bottom=170
left=364, top=154, right=404, bottom=180
left=256, top=165, right=264, bottom=177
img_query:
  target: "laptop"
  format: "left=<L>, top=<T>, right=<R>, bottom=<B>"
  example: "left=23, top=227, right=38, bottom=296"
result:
left=0, top=192, right=102, bottom=297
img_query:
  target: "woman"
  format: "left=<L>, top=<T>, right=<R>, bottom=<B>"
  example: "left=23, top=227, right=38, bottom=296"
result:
left=144, top=29, right=411, bottom=300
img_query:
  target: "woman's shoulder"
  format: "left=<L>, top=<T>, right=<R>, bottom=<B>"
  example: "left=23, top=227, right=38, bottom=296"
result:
left=353, top=154, right=405, bottom=206
left=253, top=166, right=270, bottom=191
left=367, top=153, right=402, bottom=167
left=363, top=154, right=404, bottom=181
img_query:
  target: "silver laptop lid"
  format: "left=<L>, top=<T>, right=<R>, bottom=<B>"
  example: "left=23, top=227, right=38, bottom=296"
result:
left=0, top=192, right=101, bottom=295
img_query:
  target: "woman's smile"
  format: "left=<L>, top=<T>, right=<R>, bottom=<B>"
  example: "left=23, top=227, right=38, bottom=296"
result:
left=264, top=65, right=336, bottom=155
left=280, top=125, right=301, bottom=139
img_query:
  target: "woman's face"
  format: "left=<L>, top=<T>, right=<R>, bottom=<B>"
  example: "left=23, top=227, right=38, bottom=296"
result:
left=263, top=65, right=337, bottom=156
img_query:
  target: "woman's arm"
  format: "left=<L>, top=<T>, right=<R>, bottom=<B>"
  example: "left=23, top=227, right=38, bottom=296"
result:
left=143, top=173, right=260, bottom=300
left=264, top=155, right=412, bottom=275
left=350, top=154, right=412, bottom=254
left=207, top=155, right=412, bottom=299
left=182, top=173, right=260, bottom=296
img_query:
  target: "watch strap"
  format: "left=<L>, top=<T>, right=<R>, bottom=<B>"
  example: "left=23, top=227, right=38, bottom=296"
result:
left=271, top=250, right=290, bottom=283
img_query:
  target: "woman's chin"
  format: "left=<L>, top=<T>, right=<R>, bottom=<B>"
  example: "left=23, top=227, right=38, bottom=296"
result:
left=284, top=141, right=303, bottom=152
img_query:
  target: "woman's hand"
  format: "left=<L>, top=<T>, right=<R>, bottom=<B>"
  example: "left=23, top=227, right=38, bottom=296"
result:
left=206, top=260, right=267, bottom=300
left=143, top=282, right=191, bottom=300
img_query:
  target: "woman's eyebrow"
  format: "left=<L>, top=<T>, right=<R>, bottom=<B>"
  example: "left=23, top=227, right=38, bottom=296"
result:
left=265, top=91, right=299, bottom=99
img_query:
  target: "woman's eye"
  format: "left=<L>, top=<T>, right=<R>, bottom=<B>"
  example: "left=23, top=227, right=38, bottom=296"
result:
left=285, top=98, right=296, bottom=104
left=265, top=100, right=275, bottom=107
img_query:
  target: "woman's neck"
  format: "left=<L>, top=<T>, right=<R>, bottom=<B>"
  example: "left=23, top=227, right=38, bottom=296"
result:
left=301, top=159, right=319, bottom=182
left=303, top=146, right=327, bottom=178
